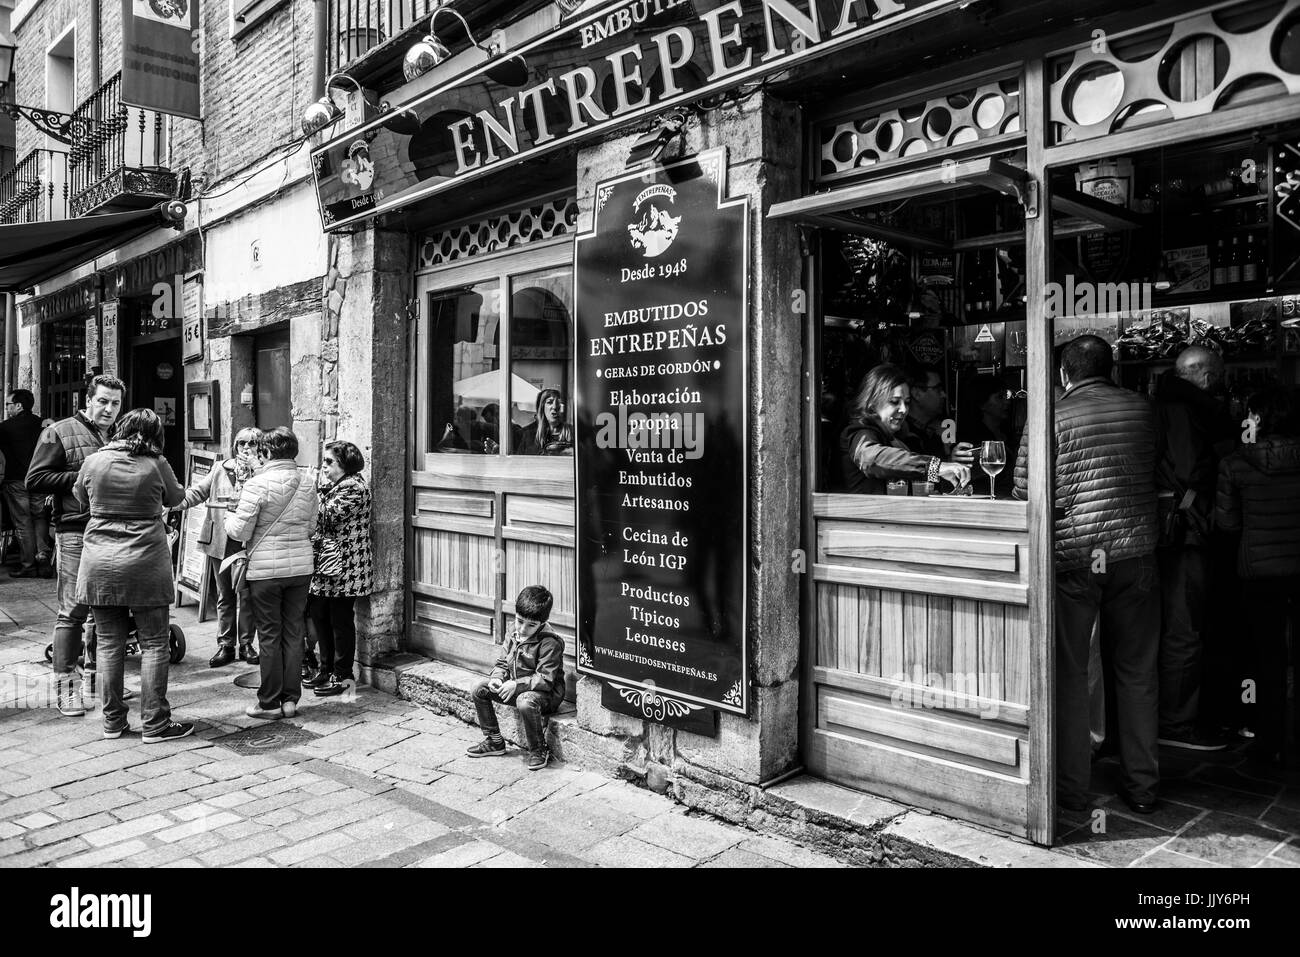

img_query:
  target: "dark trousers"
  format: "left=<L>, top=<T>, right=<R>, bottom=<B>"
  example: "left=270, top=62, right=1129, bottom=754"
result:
left=1057, top=555, right=1161, bottom=804
left=93, top=605, right=172, bottom=736
left=1241, top=578, right=1298, bottom=755
left=472, top=678, right=560, bottom=753
left=210, top=555, right=254, bottom=650
left=1157, top=545, right=1209, bottom=738
left=306, top=594, right=357, bottom=679
left=248, top=575, right=310, bottom=710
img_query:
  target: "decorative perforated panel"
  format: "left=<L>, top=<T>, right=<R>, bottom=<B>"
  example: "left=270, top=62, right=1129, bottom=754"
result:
left=815, top=76, right=1022, bottom=183
left=1048, top=0, right=1300, bottom=146
left=418, top=197, right=579, bottom=269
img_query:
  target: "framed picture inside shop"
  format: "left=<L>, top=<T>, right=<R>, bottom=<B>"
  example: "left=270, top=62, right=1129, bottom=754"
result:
left=186, top=380, right=220, bottom=443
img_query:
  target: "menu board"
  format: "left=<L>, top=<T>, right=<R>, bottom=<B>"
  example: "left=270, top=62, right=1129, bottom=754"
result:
left=175, top=450, right=217, bottom=595
left=100, top=301, right=119, bottom=377
left=574, top=149, right=749, bottom=717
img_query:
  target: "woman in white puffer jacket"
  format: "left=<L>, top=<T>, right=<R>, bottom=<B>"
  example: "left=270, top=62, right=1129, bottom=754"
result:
left=225, top=427, right=319, bottom=720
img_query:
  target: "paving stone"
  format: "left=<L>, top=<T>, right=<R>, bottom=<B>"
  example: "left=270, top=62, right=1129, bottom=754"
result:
left=1273, top=841, right=1300, bottom=865
left=268, top=830, right=355, bottom=865
left=55, top=839, right=152, bottom=868
left=26, top=812, right=118, bottom=848
left=84, top=813, right=178, bottom=847
left=15, top=812, right=59, bottom=829
left=584, top=834, right=696, bottom=868
left=0, top=822, right=23, bottom=840
left=413, top=840, right=505, bottom=868
left=186, top=774, right=270, bottom=801
left=699, top=847, right=790, bottom=868
left=1166, top=813, right=1290, bottom=867
left=255, top=808, right=300, bottom=827
left=198, top=832, right=289, bottom=867
left=376, top=762, right=444, bottom=785
left=330, top=835, right=416, bottom=866
left=53, top=768, right=148, bottom=800
left=0, top=791, right=66, bottom=821
left=206, top=790, right=258, bottom=810
left=504, top=796, right=639, bottom=853
left=111, top=792, right=191, bottom=821
left=626, top=812, right=744, bottom=860
left=736, top=835, right=844, bottom=868
left=49, top=788, right=138, bottom=822
left=473, top=849, right=547, bottom=868
left=1133, top=848, right=1222, bottom=868
left=1, top=837, right=91, bottom=867
left=585, top=782, right=678, bottom=821
left=155, top=812, right=243, bottom=843
left=1055, top=813, right=1178, bottom=867
left=126, top=769, right=211, bottom=799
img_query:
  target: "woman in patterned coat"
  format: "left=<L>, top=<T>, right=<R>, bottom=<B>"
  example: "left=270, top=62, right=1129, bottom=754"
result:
left=305, top=440, right=373, bottom=697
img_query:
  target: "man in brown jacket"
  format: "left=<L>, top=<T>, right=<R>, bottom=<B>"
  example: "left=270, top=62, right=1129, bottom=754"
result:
left=1015, top=336, right=1161, bottom=815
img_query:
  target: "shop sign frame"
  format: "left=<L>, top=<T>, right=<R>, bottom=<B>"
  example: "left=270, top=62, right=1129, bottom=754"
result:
left=311, top=0, right=964, bottom=232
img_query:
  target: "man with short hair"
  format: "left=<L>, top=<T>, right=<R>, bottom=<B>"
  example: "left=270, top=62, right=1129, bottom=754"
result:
left=1153, top=345, right=1236, bottom=750
left=1014, top=335, right=1161, bottom=815
left=27, top=374, right=125, bottom=717
left=0, top=389, right=51, bottom=578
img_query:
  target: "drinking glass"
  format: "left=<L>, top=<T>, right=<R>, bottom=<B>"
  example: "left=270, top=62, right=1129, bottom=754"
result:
left=980, top=440, right=1006, bottom=500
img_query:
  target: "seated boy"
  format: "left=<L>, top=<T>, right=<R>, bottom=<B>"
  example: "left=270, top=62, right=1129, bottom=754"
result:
left=466, top=585, right=566, bottom=770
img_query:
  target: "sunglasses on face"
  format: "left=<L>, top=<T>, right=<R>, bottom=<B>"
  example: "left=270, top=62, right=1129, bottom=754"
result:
left=323, top=457, right=335, bottom=465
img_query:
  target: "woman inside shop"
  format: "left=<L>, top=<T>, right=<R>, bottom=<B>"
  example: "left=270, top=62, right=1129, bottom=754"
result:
left=840, top=364, right=972, bottom=494
left=518, top=388, right=573, bottom=455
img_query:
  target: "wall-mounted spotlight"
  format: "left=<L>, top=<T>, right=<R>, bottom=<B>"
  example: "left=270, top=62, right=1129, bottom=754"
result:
left=302, top=73, right=367, bottom=137
left=625, top=110, right=689, bottom=169
left=403, top=7, right=528, bottom=87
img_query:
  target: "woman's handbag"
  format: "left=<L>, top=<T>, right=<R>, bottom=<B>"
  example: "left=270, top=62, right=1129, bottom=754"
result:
left=220, top=476, right=301, bottom=591
left=316, top=536, right=344, bottom=578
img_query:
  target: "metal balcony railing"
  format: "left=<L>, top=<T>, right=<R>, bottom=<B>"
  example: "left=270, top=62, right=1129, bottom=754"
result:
left=328, top=0, right=439, bottom=73
left=0, top=148, right=71, bottom=224
left=68, top=72, right=174, bottom=219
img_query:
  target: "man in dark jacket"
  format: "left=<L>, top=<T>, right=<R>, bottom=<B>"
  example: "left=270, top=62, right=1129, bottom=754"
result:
left=1153, top=346, right=1235, bottom=750
left=465, top=585, right=566, bottom=770
left=1, top=389, right=50, bottom=577
left=1014, top=336, right=1161, bottom=814
left=26, top=374, right=124, bottom=717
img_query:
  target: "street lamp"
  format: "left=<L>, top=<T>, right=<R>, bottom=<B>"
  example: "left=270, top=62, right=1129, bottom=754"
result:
left=301, top=72, right=420, bottom=138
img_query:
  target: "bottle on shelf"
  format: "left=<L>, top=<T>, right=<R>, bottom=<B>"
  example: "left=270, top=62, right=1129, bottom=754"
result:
left=1243, top=233, right=1260, bottom=284
left=1226, top=236, right=1242, bottom=285
left=1213, top=239, right=1228, bottom=287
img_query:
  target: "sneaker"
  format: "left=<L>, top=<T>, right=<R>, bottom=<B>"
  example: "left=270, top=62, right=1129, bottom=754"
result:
left=313, top=675, right=351, bottom=697
left=102, top=725, right=135, bottom=740
left=1158, top=730, right=1228, bottom=751
left=58, top=693, right=86, bottom=717
left=466, top=737, right=507, bottom=758
left=304, top=669, right=332, bottom=689
left=527, top=749, right=550, bottom=771
left=143, top=722, right=195, bottom=744
left=245, top=703, right=283, bottom=720
left=281, top=701, right=297, bottom=718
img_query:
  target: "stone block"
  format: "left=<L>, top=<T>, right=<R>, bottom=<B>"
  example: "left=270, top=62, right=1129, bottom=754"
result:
left=575, top=676, right=645, bottom=739
left=674, top=679, right=799, bottom=784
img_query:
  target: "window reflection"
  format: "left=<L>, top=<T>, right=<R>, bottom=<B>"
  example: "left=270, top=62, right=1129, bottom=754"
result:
left=511, top=268, right=573, bottom=456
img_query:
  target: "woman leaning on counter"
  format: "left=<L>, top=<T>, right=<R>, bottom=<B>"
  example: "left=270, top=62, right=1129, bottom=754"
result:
left=840, top=364, right=972, bottom=494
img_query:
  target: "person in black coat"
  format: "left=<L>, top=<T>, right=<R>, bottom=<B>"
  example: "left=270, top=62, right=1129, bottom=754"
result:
left=0, top=389, right=51, bottom=577
left=1153, top=346, right=1236, bottom=750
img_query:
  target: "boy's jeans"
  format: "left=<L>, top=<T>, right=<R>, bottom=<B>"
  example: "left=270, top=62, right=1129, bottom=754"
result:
left=472, top=679, right=560, bottom=753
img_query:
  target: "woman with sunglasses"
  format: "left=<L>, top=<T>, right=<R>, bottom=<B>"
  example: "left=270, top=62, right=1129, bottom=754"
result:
left=304, top=440, right=373, bottom=698
left=177, top=427, right=261, bottom=668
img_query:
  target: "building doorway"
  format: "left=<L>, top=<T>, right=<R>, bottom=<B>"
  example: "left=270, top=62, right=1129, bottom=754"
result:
left=129, top=333, right=184, bottom=478
left=253, top=328, right=290, bottom=429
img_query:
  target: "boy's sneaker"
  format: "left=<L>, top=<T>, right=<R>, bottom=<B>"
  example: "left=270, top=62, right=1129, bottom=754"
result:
left=143, top=722, right=195, bottom=744
left=57, top=683, right=86, bottom=717
left=526, top=749, right=550, bottom=771
left=466, top=737, right=506, bottom=758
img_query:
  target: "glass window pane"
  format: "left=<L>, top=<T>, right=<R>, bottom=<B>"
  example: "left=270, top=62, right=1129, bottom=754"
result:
left=426, top=280, right=501, bottom=455
left=509, top=267, right=573, bottom=455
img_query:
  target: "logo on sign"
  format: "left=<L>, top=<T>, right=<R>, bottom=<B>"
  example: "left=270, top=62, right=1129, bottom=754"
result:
left=135, top=0, right=188, bottom=26
left=628, top=185, right=681, bottom=259
left=341, top=140, right=375, bottom=192
left=974, top=324, right=996, bottom=343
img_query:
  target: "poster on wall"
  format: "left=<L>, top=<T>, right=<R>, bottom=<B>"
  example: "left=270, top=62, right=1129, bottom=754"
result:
left=85, top=316, right=100, bottom=371
left=175, top=449, right=215, bottom=600
left=574, top=148, right=749, bottom=719
left=100, top=302, right=119, bottom=377
left=120, top=0, right=201, bottom=120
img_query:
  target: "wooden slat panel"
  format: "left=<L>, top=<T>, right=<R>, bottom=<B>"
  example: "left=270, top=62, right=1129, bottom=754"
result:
left=902, top=592, right=927, bottom=674
left=859, top=587, right=881, bottom=677
left=411, top=582, right=495, bottom=611
left=502, top=599, right=576, bottom=631
left=813, top=666, right=1029, bottom=728
left=1003, top=603, right=1030, bottom=707
left=417, top=455, right=574, bottom=496
left=413, top=514, right=496, bottom=537
left=414, top=600, right=492, bottom=635
left=415, top=489, right=493, bottom=517
left=822, top=529, right=1018, bottom=572
left=507, top=496, right=574, bottom=527
left=833, top=585, right=856, bottom=673
left=816, top=584, right=836, bottom=669
left=879, top=590, right=904, bottom=678
left=813, top=562, right=1028, bottom=605
left=928, top=594, right=953, bottom=678
left=978, top=602, right=1006, bottom=701
left=807, top=729, right=1028, bottom=838
left=409, top=623, right=497, bottom=673
left=506, top=540, right=576, bottom=618
left=820, top=693, right=1020, bottom=767
left=952, top=598, right=980, bottom=679
left=412, top=528, right=496, bottom=600
left=813, top=493, right=1028, bottom=532
left=502, top=524, right=575, bottom=548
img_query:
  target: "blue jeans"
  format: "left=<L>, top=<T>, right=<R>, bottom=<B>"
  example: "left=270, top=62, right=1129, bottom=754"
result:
left=52, top=531, right=90, bottom=681
left=92, top=605, right=172, bottom=736
left=472, top=678, right=561, bottom=753
left=2, top=480, right=49, bottom=570
left=249, top=575, right=310, bottom=710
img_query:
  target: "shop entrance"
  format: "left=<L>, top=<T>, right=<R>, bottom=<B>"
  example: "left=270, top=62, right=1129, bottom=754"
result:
left=129, top=332, right=184, bottom=478
left=408, top=239, right=578, bottom=697
left=774, top=150, right=1054, bottom=841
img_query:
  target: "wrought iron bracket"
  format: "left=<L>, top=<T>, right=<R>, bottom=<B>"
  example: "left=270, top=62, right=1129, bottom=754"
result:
left=0, top=103, right=97, bottom=146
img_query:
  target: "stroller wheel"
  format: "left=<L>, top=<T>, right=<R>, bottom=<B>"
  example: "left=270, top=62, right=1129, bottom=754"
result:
left=44, top=643, right=53, bottom=663
left=169, top=624, right=186, bottom=664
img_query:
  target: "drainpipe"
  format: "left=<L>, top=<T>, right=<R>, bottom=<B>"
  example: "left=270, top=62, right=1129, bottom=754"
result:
left=2, top=293, right=15, bottom=406
left=88, top=0, right=101, bottom=90
left=313, top=0, right=328, bottom=98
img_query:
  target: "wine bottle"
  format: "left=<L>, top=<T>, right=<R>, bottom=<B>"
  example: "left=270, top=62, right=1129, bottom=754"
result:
left=1226, top=236, right=1241, bottom=285
left=1243, top=233, right=1259, bottom=283
left=1213, top=239, right=1228, bottom=287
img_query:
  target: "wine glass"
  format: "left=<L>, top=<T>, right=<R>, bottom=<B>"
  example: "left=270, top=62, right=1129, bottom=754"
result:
left=980, top=440, right=1006, bottom=500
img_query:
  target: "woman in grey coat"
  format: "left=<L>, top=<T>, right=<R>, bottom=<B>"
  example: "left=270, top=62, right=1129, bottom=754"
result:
left=74, top=408, right=192, bottom=743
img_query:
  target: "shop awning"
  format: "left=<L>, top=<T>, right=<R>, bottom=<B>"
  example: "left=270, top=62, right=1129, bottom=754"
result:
left=0, top=201, right=186, bottom=293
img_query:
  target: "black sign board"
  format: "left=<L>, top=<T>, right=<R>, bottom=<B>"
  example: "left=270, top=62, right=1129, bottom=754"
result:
left=574, top=148, right=748, bottom=717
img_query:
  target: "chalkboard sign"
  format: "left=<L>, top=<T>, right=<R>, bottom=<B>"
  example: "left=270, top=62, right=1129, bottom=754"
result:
left=574, top=148, right=749, bottom=717
left=175, top=449, right=217, bottom=613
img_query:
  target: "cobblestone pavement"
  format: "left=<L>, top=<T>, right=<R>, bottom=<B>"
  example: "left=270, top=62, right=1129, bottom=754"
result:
left=0, top=577, right=845, bottom=869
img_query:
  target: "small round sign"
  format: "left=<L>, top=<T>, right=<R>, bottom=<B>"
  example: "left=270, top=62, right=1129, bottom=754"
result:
left=156, top=362, right=174, bottom=381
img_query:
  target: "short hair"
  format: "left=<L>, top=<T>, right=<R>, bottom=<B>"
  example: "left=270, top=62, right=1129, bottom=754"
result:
left=850, top=363, right=910, bottom=424
left=9, top=389, right=34, bottom=412
left=515, top=585, right=554, bottom=623
left=1061, top=335, right=1113, bottom=383
left=325, top=440, right=364, bottom=475
left=231, top=427, right=261, bottom=456
left=1248, top=387, right=1298, bottom=437
left=259, top=426, right=298, bottom=460
left=113, top=408, right=164, bottom=457
left=88, top=374, right=126, bottom=399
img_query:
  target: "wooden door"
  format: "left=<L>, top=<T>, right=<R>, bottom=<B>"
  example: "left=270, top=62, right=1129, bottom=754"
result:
left=408, top=241, right=578, bottom=696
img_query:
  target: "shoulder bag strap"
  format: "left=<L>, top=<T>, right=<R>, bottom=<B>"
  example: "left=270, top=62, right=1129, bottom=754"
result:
left=246, top=474, right=302, bottom=560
